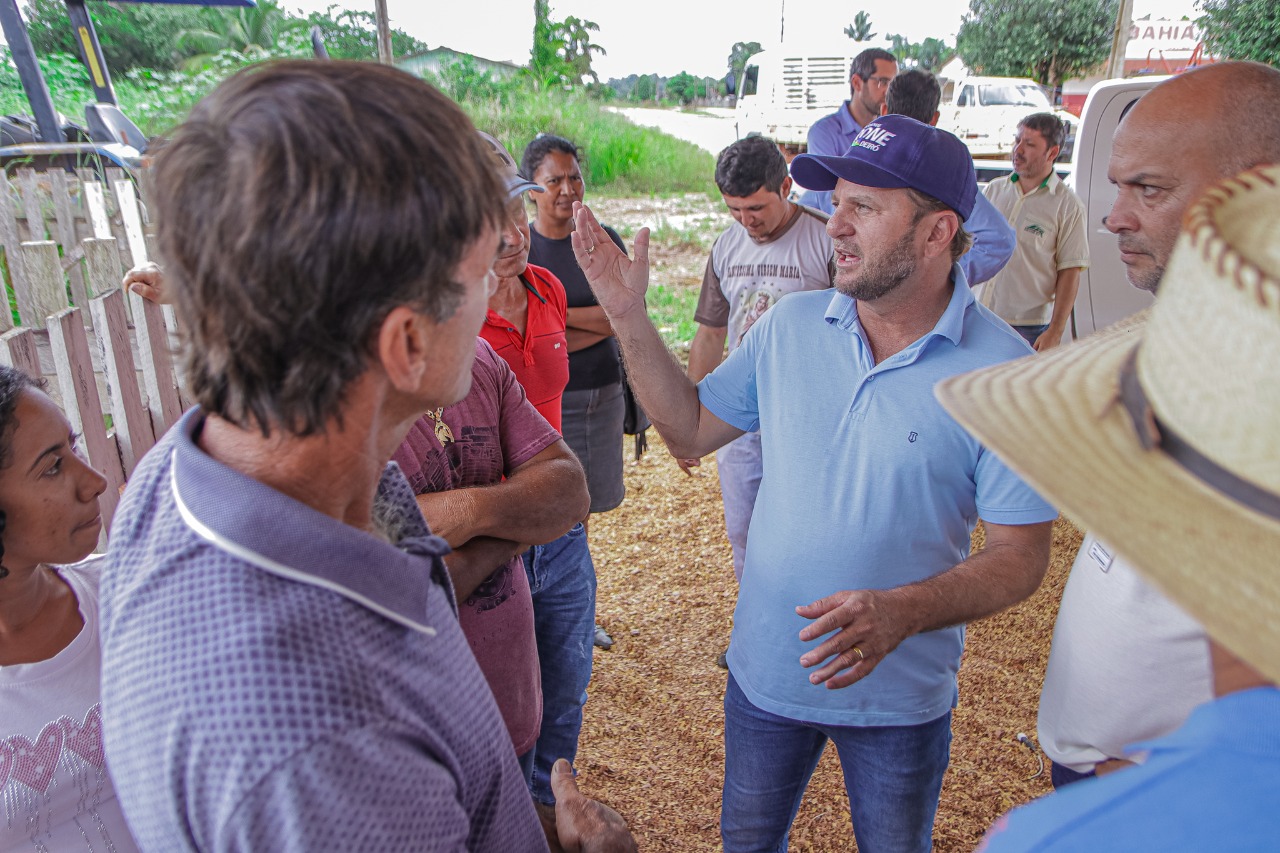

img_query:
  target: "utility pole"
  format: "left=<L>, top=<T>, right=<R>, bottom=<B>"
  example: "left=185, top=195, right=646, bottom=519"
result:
left=1106, top=0, right=1134, bottom=79
left=374, top=0, right=393, bottom=64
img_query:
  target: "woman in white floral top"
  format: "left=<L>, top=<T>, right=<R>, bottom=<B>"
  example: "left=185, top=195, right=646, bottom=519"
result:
left=0, top=366, right=138, bottom=853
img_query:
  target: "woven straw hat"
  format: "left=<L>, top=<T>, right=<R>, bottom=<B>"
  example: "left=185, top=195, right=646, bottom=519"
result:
left=936, top=165, right=1280, bottom=684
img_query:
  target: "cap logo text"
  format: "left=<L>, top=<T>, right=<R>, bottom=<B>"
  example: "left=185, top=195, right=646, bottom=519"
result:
left=854, top=126, right=896, bottom=153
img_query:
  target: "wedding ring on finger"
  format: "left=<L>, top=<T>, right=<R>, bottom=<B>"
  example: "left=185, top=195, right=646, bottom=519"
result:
left=851, top=645, right=865, bottom=662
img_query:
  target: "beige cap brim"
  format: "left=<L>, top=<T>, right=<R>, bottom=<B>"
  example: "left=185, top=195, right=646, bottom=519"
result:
left=936, top=309, right=1280, bottom=685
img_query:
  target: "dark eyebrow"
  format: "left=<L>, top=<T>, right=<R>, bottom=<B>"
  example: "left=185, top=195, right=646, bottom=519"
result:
left=27, top=441, right=64, bottom=474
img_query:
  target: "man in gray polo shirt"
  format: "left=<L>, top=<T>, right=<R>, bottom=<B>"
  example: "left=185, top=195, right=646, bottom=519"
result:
left=99, top=62, right=634, bottom=852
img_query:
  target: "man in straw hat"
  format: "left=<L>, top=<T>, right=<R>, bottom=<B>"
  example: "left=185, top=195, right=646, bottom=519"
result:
left=99, top=61, right=633, bottom=852
left=571, top=114, right=1058, bottom=851
left=938, top=162, right=1280, bottom=850
left=1034, top=60, right=1280, bottom=789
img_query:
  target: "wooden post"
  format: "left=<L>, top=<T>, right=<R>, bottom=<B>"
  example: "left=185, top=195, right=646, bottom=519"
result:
left=374, top=0, right=393, bottom=64
left=0, top=172, right=25, bottom=331
left=16, top=168, right=46, bottom=242
left=89, top=288, right=153, bottom=475
left=0, top=327, right=41, bottom=377
left=17, top=241, right=70, bottom=327
left=130, top=289, right=183, bottom=438
left=82, top=237, right=123, bottom=301
left=48, top=307, right=124, bottom=527
left=49, top=170, right=91, bottom=311
left=1106, top=0, right=1135, bottom=80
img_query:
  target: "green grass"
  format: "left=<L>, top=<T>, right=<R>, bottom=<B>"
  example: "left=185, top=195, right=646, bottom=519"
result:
left=647, top=282, right=700, bottom=355
left=451, top=87, right=716, bottom=196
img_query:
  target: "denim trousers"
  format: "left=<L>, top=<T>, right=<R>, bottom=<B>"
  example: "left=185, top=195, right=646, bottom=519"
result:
left=1013, top=323, right=1050, bottom=347
left=721, top=673, right=952, bottom=853
left=716, top=431, right=763, bottom=583
left=522, top=523, right=596, bottom=804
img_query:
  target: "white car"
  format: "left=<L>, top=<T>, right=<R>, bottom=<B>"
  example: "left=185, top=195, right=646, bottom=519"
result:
left=938, top=76, right=1077, bottom=161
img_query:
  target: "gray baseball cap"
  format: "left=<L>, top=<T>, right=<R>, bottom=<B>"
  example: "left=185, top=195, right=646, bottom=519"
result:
left=477, top=131, right=544, bottom=199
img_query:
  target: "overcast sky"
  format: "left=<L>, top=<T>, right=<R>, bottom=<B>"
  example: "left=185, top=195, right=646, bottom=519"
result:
left=3, top=1, right=1202, bottom=80
left=280, top=0, right=1202, bottom=80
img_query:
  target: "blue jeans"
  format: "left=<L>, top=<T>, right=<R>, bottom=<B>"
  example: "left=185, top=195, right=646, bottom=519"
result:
left=721, top=673, right=951, bottom=853
left=522, top=523, right=596, bottom=804
left=1050, top=761, right=1096, bottom=789
left=1014, top=323, right=1050, bottom=346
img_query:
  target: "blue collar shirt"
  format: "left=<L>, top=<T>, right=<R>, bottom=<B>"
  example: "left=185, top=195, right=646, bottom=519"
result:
left=699, top=271, right=1055, bottom=726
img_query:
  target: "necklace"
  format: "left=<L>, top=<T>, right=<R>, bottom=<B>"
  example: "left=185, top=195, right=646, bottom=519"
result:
left=425, top=408, right=454, bottom=445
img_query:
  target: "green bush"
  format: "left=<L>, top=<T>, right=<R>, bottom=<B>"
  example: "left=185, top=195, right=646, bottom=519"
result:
left=2, top=45, right=716, bottom=196
left=433, top=71, right=716, bottom=196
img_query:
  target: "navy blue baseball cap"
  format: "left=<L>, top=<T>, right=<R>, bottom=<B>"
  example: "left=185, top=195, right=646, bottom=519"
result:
left=791, top=115, right=976, bottom=221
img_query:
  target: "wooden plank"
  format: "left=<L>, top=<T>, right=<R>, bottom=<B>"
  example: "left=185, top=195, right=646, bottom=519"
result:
left=83, top=181, right=113, bottom=239
left=17, top=241, right=70, bottom=327
left=0, top=172, right=24, bottom=333
left=112, top=178, right=150, bottom=270
left=49, top=170, right=90, bottom=311
left=90, top=289, right=154, bottom=475
left=82, top=237, right=123, bottom=301
left=48, top=307, right=123, bottom=529
left=16, top=168, right=46, bottom=242
left=130, top=290, right=184, bottom=436
left=0, top=327, right=42, bottom=377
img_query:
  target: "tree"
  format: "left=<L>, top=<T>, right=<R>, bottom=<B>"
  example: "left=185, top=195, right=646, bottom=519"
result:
left=956, top=0, right=1116, bottom=91
left=727, top=39, right=762, bottom=93
left=530, top=1, right=605, bottom=87
left=305, top=6, right=427, bottom=61
left=632, top=73, right=657, bottom=102
left=843, top=11, right=876, bottom=41
left=22, top=0, right=203, bottom=73
left=556, top=15, right=606, bottom=84
left=1198, top=0, right=1280, bottom=65
left=887, top=33, right=956, bottom=71
left=664, top=71, right=705, bottom=105
left=175, top=0, right=298, bottom=68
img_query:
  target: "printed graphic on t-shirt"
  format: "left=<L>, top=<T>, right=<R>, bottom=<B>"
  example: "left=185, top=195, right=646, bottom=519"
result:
left=416, top=424, right=504, bottom=493
left=737, top=289, right=777, bottom=345
left=1, top=704, right=127, bottom=850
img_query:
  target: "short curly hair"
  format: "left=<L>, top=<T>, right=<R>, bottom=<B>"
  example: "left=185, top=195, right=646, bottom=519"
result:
left=715, top=136, right=788, bottom=198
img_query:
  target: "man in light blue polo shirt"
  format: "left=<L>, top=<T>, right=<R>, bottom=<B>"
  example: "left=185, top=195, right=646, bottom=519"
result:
left=571, top=114, right=1056, bottom=853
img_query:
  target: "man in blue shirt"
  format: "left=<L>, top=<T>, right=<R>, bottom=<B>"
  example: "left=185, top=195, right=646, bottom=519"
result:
left=797, top=47, right=897, bottom=213
left=936, top=164, right=1280, bottom=853
left=99, top=62, right=634, bottom=852
left=882, top=69, right=1016, bottom=287
left=572, top=115, right=1055, bottom=853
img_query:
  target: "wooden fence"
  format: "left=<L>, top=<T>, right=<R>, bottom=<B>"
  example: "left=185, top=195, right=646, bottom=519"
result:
left=0, top=167, right=187, bottom=530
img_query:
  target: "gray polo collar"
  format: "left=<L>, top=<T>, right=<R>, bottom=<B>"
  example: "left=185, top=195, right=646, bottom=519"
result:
left=169, top=407, right=454, bottom=636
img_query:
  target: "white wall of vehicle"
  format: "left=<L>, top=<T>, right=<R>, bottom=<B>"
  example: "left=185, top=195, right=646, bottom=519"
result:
left=1066, top=77, right=1164, bottom=339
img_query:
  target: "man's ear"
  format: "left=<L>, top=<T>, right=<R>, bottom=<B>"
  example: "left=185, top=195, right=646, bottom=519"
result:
left=922, top=210, right=961, bottom=261
left=376, top=306, right=431, bottom=393
left=1048, top=145, right=1062, bottom=163
left=780, top=176, right=792, bottom=198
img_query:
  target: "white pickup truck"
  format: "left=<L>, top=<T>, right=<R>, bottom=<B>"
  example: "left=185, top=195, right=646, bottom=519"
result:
left=936, top=75, right=1078, bottom=161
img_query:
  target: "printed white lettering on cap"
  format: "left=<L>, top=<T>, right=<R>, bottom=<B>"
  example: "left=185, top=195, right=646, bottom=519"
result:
left=853, top=125, right=896, bottom=152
